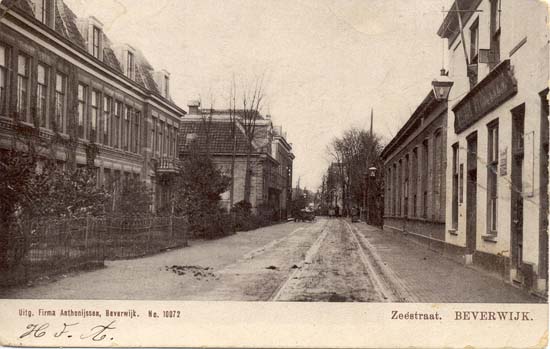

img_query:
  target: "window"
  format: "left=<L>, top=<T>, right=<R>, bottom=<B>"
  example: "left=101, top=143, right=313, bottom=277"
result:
left=77, top=84, right=87, bottom=139
left=469, top=19, right=479, bottom=87
left=156, top=120, right=161, bottom=154
left=17, top=55, right=30, bottom=120
left=126, top=51, right=134, bottom=79
left=433, top=131, right=442, bottom=219
left=489, top=0, right=501, bottom=69
left=412, top=148, right=418, bottom=217
left=470, top=20, right=479, bottom=63
left=422, top=139, right=429, bottom=218
left=103, top=96, right=111, bottom=146
left=151, top=118, right=156, bottom=152
left=134, top=111, right=141, bottom=153
left=404, top=155, right=409, bottom=216
left=158, top=121, right=164, bottom=155
left=487, top=121, right=499, bottom=234
left=33, top=0, right=52, bottom=26
left=166, top=125, right=171, bottom=156
left=114, top=101, right=122, bottom=148
left=397, top=160, right=402, bottom=216
left=123, top=106, right=131, bottom=150
left=90, top=90, right=100, bottom=142
left=392, top=163, right=397, bottom=215
left=0, top=45, right=7, bottom=115
left=452, top=143, right=459, bottom=229
left=92, top=26, right=101, bottom=59
left=54, top=73, right=66, bottom=132
left=36, top=64, right=49, bottom=128
left=172, top=128, right=176, bottom=156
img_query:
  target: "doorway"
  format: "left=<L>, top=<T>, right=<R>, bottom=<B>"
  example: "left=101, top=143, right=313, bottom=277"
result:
left=511, top=105, right=525, bottom=283
left=466, top=133, right=478, bottom=257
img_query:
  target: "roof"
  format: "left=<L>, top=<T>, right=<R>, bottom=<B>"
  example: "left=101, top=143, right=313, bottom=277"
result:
left=380, top=90, right=445, bottom=160
left=179, top=119, right=258, bottom=155
left=437, top=0, right=483, bottom=42
left=11, top=0, right=182, bottom=113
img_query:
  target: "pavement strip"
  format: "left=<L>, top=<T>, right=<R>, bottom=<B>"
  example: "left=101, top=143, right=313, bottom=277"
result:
left=239, top=227, right=305, bottom=261
left=269, top=220, right=330, bottom=301
left=345, top=221, right=420, bottom=302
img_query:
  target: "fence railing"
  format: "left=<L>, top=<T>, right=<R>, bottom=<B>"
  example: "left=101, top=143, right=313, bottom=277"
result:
left=0, top=216, right=189, bottom=287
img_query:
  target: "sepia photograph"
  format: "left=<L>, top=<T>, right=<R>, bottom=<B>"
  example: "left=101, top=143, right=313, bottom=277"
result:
left=0, top=0, right=548, bottom=347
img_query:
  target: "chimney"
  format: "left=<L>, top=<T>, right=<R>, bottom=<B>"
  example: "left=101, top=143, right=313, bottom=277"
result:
left=187, top=100, right=200, bottom=115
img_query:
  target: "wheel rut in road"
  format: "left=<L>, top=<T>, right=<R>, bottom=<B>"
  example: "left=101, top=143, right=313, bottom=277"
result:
left=185, top=220, right=328, bottom=301
left=273, top=219, right=385, bottom=302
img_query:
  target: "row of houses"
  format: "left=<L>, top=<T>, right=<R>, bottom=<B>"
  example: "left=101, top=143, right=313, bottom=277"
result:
left=0, top=0, right=294, bottom=217
left=381, top=0, right=548, bottom=296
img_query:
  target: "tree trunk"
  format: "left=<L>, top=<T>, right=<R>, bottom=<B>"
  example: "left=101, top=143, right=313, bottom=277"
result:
left=244, top=142, right=252, bottom=204
left=229, top=120, right=236, bottom=209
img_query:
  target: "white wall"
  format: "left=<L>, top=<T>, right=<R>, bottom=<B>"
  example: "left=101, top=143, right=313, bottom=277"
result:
left=443, top=0, right=549, bottom=269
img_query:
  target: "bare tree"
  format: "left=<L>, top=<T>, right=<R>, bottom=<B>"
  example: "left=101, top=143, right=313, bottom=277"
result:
left=226, top=74, right=267, bottom=205
left=325, top=127, right=384, bottom=216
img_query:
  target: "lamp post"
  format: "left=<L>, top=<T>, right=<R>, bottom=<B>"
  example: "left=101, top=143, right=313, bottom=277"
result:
left=432, top=69, right=454, bottom=101
left=366, top=166, right=377, bottom=225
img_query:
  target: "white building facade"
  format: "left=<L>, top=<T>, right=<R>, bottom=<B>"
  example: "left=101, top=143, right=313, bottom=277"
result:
left=439, top=0, right=548, bottom=295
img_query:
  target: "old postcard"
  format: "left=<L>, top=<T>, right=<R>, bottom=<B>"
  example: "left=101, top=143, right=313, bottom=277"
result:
left=0, top=0, right=548, bottom=347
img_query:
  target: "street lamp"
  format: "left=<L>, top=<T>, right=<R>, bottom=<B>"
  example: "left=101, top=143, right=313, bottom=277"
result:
left=368, top=166, right=377, bottom=177
left=366, top=166, right=377, bottom=225
left=432, top=69, right=454, bottom=101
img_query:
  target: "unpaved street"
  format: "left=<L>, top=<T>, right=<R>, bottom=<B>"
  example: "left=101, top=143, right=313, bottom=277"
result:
left=1, top=218, right=541, bottom=302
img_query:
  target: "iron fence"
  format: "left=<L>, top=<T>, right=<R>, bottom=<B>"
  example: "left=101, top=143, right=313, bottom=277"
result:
left=101, top=216, right=188, bottom=259
left=0, top=216, right=189, bottom=287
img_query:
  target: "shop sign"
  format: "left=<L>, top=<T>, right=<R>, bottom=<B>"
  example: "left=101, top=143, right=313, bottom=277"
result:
left=453, top=59, right=518, bottom=134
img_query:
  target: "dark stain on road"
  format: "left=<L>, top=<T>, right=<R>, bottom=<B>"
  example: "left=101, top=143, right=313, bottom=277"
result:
left=166, top=265, right=216, bottom=279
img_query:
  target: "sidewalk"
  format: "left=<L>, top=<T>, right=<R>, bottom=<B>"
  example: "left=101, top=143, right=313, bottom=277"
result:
left=355, top=223, right=544, bottom=303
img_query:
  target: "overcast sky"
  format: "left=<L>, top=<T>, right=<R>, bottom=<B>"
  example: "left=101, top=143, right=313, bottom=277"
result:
left=65, top=0, right=452, bottom=190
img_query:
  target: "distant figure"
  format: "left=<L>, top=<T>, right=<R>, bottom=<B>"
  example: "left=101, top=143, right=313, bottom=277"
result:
left=351, top=206, right=360, bottom=222
left=335, top=205, right=340, bottom=217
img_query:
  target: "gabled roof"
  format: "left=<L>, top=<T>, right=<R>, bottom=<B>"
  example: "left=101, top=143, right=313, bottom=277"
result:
left=179, top=119, right=261, bottom=155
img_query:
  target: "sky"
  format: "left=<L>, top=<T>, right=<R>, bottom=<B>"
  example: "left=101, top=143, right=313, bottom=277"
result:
left=64, top=0, right=453, bottom=190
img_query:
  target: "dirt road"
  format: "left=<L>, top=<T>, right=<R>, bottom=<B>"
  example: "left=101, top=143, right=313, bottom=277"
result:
left=1, top=218, right=541, bottom=302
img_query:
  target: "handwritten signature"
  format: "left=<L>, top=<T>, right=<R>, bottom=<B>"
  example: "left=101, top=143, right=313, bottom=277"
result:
left=19, top=321, right=116, bottom=341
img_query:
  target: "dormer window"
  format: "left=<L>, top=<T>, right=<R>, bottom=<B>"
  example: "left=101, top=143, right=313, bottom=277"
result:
left=92, top=26, right=101, bottom=59
left=78, top=17, right=104, bottom=60
left=154, top=70, right=170, bottom=99
left=126, top=51, right=135, bottom=79
left=164, top=75, right=170, bottom=98
left=33, top=0, right=54, bottom=27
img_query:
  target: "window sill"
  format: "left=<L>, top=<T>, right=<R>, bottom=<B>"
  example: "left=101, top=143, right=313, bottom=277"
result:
left=448, top=229, right=459, bottom=236
left=482, top=234, right=498, bottom=243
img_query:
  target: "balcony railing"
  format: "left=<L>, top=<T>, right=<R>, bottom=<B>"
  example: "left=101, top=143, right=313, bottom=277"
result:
left=156, top=156, right=180, bottom=174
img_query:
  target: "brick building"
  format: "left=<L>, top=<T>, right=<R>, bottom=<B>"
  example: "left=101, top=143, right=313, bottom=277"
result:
left=381, top=91, right=448, bottom=244
left=438, top=0, right=548, bottom=294
left=0, top=0, right=185, bottom=211
left=179, top=101, right=293, bottom=219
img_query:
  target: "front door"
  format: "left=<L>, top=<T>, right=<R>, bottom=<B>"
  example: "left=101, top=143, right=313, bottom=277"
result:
left=466, top=134, right=478, bottom=255
left=511, top=107, right=525, bottom=283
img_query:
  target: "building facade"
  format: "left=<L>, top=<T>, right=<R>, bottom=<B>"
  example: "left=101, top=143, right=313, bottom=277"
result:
left=0, top=0, right=185, bottom=212
left=438, top=0, right=548, bottom=294
left=179, top=102, right=294, bottom=219
left=381, top=91, right=448, bottom=244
